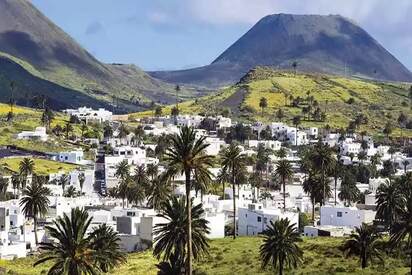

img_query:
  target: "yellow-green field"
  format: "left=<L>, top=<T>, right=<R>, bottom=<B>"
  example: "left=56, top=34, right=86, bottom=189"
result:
left=0, top=157, right=80, bottom=175
left=0, top=103, right=88, bottom=154
left=0, top=237, right=409, bottom=275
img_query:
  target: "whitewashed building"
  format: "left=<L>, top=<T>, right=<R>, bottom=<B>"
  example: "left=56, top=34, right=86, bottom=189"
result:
left=320, top=205, right=376, bottom=228
left=17, top=127, right=48, bottom=142
left=63, top=107, right=112, bottom=123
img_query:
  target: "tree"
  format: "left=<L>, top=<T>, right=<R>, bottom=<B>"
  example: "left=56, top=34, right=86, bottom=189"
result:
left=274, top=160, right=293, bottom=210
left=58, top=174, right=69, bottom=193
left=11, top=174, right=21, bottom=197
left=175, top=85, right=181, bottom=110
left=156, top=252, right=183, bottom=275
left=303, top=172, right=323, bottom=222
left=153, top=197, right=210, bottom=273
left=276, top=147, right=287, bottom=159
left=291, top=61, right=298, bottom=75
left=259, top=97, right=268, bottom=117
left=309, top=142, right=334, bottom=206
left=260, top=218, right=303, bottom=275
left=19, top=158, right=35, bottom=189
left=155, top=106, right=163, bottom=117
left=64, top=185, right=77, bottom=198
left=103, top=124, right=113, bottom=139
left=118, top=123, right=129, bottom=141
left=89, top=224, right=127, bottom=272
left=147, top=174, right=171, bottom=210
left=292, top=116, right=301, bottom=146
left=164, top=126, right=214, bottom=275
left=78, top=172, right=85, bottom=193
left=398, top=113, right=408, bottom=143
left=376, top=179, right=404, bottom=231
left=80, top=122, right=88, bottom=140
left=383, top=122, right=393, bottom=141
left=216, top=168, right=230, bottom=200
left=41, top=108, right=54, bottom=129
left=64, top=121, right=73, bottom=140
left=339, top=176, right=360, bottom=206
left=276, top=109, right=285, bottom=122
left=343, top=223, right=382, bottom=269
left=221, top=143, right=247, bottom=239
left=115, top=160, right=130, bottom=181
left=171, top=106, right=180, bottom=118
left=19, top=180, right=50, bottom=244
left=34, top=208, right=125, bottom=274
left=0, top=177, right=8, bottom=201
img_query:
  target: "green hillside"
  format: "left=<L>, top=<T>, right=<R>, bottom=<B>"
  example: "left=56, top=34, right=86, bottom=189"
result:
left=0, top=103, right=95, bottom=156
left=0, top=237, right=409, bottom=274
left=132, top=67, right=412, bottom=138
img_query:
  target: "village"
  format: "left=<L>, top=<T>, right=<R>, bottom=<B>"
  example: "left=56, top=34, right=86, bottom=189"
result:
left=1, top=105, right=411, bottom=260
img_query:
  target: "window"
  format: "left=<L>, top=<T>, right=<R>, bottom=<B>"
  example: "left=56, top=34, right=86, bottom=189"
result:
left=257, top=217, right=262, bottom=222
left=337, top=211, right=342, bottom=217
left=263, top=217, right=267, bottom=224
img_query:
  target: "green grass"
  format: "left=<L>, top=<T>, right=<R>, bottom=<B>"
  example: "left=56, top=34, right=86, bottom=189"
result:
left=0, top=157, right=79, bottom=176
left=0, top=237, right=409, bottom=274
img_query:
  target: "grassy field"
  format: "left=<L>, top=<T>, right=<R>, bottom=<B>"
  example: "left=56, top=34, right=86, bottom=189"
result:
left=0, top=103, right=89, bottom=154
left=0, top=157, right=79, bottom=176
left=0, top=237, right=409, bottom=275
left=130, top=68, right=412, bottom=138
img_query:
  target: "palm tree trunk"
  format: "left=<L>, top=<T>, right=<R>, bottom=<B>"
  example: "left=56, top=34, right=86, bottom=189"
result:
left=362, top=252, right=367, bottom=269
left=232, top=167, right=237, bottom=239
left=279, top=258, right=284, bottom=275
left=334, top=177, right=337, bottom=206
left=185, top=169, right=193, bottom=275
left=222, top=182, right=225, bottom=200
left=34, top=216, right=38, bottom=245
left=283, top=177, right=286, bottom=211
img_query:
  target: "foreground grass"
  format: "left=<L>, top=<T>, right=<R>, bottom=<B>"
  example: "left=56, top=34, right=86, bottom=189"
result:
left=0, top=237, right=409, bottom=274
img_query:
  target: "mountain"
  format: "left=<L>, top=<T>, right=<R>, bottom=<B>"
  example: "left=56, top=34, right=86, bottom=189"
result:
left=150, top=14, right=412, bottom=88
left=0, top=0, right=189, bottom=112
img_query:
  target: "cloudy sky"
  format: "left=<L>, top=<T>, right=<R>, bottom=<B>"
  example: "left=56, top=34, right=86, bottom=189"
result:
left=32, top=0, right=412, bottom=71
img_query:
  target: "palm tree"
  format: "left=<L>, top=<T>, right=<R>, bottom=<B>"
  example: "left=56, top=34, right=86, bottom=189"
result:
left=156, top=251, right=183, bottom=275
left=376, top=179, right=405, bottom=231
left=115, top=160, right=130, bottom=181
left=11, top=173, right=21, bottom=197
left=259, top=97, right=268, bottom=117
left=274, top=160, right=293, bottom=210
left=64, top=185, right=77, bottom=198
left=89, top=224, right=127, bottom=272
left=35, top=208, right=125, bottom=274
left=164, top=126, right=214, bottom=275
left=64, top=121, right=73, bottom=140
left=260, top=218, right=303, bottom=275
left=391, top=190, right=412, bottom=274
left=331, top=160, right=342, bottom=205
left=303, top=172, right=322, bottom=222
left=146, top=163, right=159, bottom=181
left=153, top=197, right=210, bottom=273
left=0, top=176, right=8, bottom=200
left=310, top=142, right=334, bottom=206
left=344, top=223, right=382, bottom=268
left=339, top=180, right=360, bottom=206
left=221, top=143, right=246, bottom=239
left=19, top=158, right=35, bottom=189
left=216, top=168, right=230, bottom=200
left=78, top=172, right=85, bottom=193
left=147, top=174, right=172, bottom=210
left=58, top=174, right=69, bottom=193
left=19, top=180, right=50, bottom=244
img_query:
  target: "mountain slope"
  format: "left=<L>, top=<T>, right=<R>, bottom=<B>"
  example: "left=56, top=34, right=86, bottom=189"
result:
left=150, top=14, right=412, bottom=88
left=137, top=67, right=412, bottom=137
left=0, top=0, right=186, bottom=112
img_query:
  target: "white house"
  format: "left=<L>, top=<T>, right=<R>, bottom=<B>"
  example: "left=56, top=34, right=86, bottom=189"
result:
left=341, top=139, right=361, bottom=156
left=247, top=140, right=281, bottom=151
left=63, top=107, right=112, bottom=123
left=216, top=116, right=232, bottom=129
left=304, top=225, right=352, bottom=237
left=238, top=203, right=299, bottom=236
left=57, top=150, right=84, bottom=165
left=320, top=205, right=376, bottom=228
left=17, top=127, right=48, bottom=142
left=204, top=137, right=226, bottom=156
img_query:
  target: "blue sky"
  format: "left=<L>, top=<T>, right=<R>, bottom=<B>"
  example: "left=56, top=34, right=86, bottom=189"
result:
left=32, top=0, right=412, bottom=71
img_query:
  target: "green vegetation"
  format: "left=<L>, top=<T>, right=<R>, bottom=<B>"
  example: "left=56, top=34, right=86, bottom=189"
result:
left=0, top=158, right=79, bottom=175
left=131, top=68, right=412, bottom=138
left=1, top=236, right=410, bottom=275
